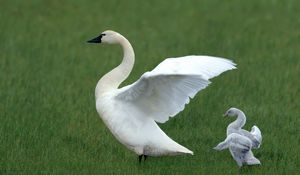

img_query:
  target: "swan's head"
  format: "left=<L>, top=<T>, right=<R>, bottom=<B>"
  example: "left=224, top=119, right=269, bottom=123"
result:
left=87, top=30, right=121, bottom=44
left=223, top=107, right=240, bottom=117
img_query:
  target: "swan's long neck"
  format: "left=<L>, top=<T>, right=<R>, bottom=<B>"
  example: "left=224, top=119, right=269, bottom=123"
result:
left=95, top=35, right=135, bottom=98
left=228, top=110, right=246, bottom=130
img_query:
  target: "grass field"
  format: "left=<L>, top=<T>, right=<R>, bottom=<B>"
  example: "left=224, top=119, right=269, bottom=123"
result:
left=1, top=0, right=300, bottom=174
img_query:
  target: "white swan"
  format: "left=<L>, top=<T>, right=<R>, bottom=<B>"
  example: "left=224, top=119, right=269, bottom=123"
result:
left=87, top=30, right=236, bottom=161
left=224, top=108, right=262, bottom=148
left=214, top=133, right=261, bottom=167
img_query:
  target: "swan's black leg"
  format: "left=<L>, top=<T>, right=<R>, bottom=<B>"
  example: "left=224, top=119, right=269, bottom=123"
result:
left=138, top=154, right=148, bottom=163
left=138, top=155, right=143, bottom=163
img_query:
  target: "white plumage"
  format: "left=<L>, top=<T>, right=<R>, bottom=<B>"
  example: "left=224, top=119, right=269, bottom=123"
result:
left=88, top=30, right=236, bottom=158
left=116, top=56, right=236, bottom=123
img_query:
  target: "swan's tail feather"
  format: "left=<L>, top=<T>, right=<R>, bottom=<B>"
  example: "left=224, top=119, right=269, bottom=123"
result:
left=171, top=143, right=193, bottom=155
left=176, top=150, right=193, bottom=155
left=178, top=149, right=194, bottom=155
left=174, top=145, right=194, bottom=155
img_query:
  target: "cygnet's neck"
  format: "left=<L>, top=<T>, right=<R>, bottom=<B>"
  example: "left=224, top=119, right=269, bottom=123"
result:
left=95, top=35, right=135, bottom=98
left=227, top=110, right=246, bottom=133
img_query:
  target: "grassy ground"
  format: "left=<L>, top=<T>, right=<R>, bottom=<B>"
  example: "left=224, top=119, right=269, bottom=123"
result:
left=1, top=0, right=299, bottom=174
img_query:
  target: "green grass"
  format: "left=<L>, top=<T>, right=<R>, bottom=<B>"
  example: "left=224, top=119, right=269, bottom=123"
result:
left=1, top=0, right=300, bottom=174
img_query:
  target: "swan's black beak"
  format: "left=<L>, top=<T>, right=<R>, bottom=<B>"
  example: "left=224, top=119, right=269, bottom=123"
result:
left=87, top=34, right=103, bottom=43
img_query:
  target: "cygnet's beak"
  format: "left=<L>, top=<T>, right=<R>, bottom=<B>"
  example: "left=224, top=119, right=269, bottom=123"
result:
left=223, top=112, right=228, bottom=117
left=87, top=34, right=102, bottom=43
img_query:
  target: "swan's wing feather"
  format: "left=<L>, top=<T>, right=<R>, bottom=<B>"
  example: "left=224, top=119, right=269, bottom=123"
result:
left=151, top=55, right=236, bottom=79
left=251, top=125, right=262, bottom=143
left=227, top=133, right=252, bottom=151
left=240, top=129, right=261, bottom=149
left=214, top=140, right=229, bottom=151
left=115, top=56, right=236, bottom=123
left=116, top=74, right=209, bottom=123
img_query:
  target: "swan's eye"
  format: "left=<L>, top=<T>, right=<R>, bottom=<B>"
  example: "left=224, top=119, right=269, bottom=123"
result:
left=101, top=33, right=106, bottom=36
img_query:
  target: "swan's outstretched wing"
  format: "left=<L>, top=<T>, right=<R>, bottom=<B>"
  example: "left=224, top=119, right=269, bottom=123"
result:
left=239, top=130, right=260, bottom=148
left=115, top=56, right=236, bottom=123
left=214, top=133, right=251, bottom=152
left=240, top=127, right=262, bottom=149
left=251, top=125, right=262, bottom=144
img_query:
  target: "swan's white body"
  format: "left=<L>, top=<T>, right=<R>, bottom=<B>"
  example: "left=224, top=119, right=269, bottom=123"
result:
left=214, top=133, right=261, bottom=167
left=226, top=108, right=262, bottom=148
left=89, top=30, right=236, bottom=156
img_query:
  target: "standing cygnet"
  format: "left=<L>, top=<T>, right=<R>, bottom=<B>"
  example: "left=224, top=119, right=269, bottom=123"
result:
left=214, top=133, right=261, bottom=167
left=224, top=107, right=262, bottom=148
